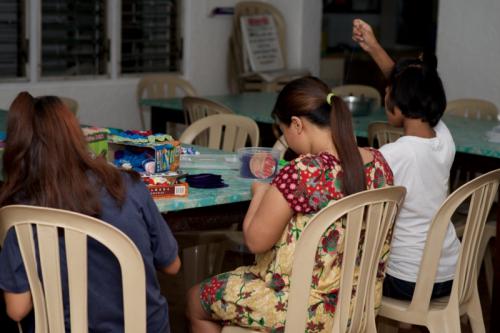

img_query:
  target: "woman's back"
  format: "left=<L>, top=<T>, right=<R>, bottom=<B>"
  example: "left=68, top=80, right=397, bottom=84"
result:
left=0, top=173, right=178, bottom=333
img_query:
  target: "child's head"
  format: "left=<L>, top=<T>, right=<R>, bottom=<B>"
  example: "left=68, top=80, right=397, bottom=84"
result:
left=271, top=76, right=366, bottom=195
left=385, top=56, right=446, bottom=127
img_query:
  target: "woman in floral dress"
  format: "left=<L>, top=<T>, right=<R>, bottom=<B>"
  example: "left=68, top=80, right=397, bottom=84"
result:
left=187, top=77, right=394, bottom=333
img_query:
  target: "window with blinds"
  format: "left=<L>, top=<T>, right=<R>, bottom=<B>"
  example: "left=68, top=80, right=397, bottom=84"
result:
left=0, top=0, right=27, bottom=79
left=121, top=0, right=180, bottom=74
left=41, top=0, right=108, bottom=77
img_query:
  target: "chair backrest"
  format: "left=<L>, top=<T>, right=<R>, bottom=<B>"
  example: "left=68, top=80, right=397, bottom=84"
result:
left=136, top=74, right=197, bottom=129
left=445, top=98, right=499, bottom=121
left=59, top=97, right=79, bottom=116
left=409, top=168, right=500, bottom=313
left=367, top=122, right=404, bottom=148
left=332, top=84, right=382, bottom=107
left=179, top=114, right=260, bottom=152
left=232, top=1, right=287, bottom=72
left=285, top=186, right=406, bottom=333
left=182, top=97, right=235, bottom=146
left=182, top=97, right=234, bottom=125
left=0, top=205, right=146, bottom=333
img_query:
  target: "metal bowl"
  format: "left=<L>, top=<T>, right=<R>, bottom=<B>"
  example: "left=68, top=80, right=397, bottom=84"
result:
left=341, top=95, right=376, bottom=117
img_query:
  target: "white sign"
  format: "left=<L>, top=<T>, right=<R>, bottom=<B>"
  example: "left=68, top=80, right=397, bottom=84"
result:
left=240, top=14, right=284, bottom=72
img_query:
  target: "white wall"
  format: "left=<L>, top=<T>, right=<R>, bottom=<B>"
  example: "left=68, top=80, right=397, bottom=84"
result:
left=436, top=0, right=500, bottom=111
left=0, top=0, right=322, bottom=130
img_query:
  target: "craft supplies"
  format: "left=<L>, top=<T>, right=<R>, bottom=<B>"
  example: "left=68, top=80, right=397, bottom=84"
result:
left=237, top=147, right=280, bottom=179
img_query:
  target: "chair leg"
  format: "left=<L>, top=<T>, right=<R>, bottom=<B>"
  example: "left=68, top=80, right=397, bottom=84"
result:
left=466, top=288, right=486, bottom=333
left=427, top=309, right=461, bottom=333
left=484, top=247, right=494, bottom=299
left=182, top=244, right=209, bottom=291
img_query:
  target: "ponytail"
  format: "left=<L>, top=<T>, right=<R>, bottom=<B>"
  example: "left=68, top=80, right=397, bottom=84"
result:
left=329, top=96, right=366, bottom=195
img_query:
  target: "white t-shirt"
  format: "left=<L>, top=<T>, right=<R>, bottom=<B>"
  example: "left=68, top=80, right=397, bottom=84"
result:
left=380, top=120, right=460, bottom=283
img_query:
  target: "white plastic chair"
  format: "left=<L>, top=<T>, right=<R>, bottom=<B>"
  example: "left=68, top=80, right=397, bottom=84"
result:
left=446, top=98, right=499, bottom=121
left=59, top=97, right=79, bottom=116
left=0, top=205, right=146, bottom=333
left=137, top=74, right=197, bottom=130
left=179, top=114, right=260, bottom=152
left=378, top=168, right=500, bottom=333
left=367, top=122, right=404, bottom=148
left=228, top=1, right=309, bottom=93
left=223, top=186, right=406, bottom=333
left=182, top=97, right=234, bottom=147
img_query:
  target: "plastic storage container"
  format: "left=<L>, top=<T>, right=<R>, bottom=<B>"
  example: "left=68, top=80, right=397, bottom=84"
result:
left=238, top=147, right=280, bottom=179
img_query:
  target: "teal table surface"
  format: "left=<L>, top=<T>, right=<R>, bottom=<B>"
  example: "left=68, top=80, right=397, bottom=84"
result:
left=154, top=167, right=255, bottom=213
left=142, top=93, right=500, bottom=159
left=142, top=92, right=277, bottom=124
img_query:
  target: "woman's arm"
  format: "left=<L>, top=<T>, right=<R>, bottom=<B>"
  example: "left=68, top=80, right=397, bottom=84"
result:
left=4, top=291, right=32, bottom=322
left=352, top=19, right=395, bottom=78
left=243, top=182, right=293, bottom=254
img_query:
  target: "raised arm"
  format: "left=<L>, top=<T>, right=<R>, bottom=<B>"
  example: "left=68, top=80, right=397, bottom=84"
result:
left=352, top=19, right=395, bottom=78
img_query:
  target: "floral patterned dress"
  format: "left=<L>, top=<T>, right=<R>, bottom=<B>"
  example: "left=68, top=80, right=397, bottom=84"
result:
left=199, top=149, right=394, bottom=332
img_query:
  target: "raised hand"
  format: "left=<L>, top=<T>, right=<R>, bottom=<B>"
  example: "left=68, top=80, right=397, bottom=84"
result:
left=352, top=19, right=379, bottom=53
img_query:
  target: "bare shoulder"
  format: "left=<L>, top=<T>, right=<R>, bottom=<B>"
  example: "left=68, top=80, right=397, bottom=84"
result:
left=358, top=147, right=375, bottom=164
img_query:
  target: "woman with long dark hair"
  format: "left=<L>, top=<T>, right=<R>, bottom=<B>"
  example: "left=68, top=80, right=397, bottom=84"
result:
left=0, top=93, right=180, bottom=332
left=186, top=77, right=394, bottom=332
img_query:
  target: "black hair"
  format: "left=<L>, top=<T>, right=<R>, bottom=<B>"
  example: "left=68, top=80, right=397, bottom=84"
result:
left=387, top=55, right=446, bottom=127
left=271, top=76, right=366, bottom=196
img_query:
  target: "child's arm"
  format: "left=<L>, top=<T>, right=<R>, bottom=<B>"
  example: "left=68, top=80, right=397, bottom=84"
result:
left=4, top=291, right=32, bottom=322
left=352, top=19, right=395, bottom=78
left=243, top=182, right=293, bottom=254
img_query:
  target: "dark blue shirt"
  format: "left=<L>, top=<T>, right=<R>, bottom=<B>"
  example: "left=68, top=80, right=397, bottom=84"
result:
left=0, top=174, right=178, bottom=333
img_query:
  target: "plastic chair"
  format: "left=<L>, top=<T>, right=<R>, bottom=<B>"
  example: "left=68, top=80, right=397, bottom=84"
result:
left=182, top=97, right=234, bottom=147
left=179, top=114, right=259, bottom=152
left=454, top=217, right=496, bottom=300
left=378, top=168, right=500, bottom=333
left=0, top=205, right=146, bottom=333
left=446, top=98, right=499, bottom=121
left=367, top=122, right=404, bottom=148
left=182, top=97, right=233, bottom=125
left=332, top=84, right=382, bottom=107
left=223, top=186, right=406, bottom=333
left=137, top=74, right=197, bottom=130
left=59, top=97, right=79, bottom=116
left=228, top=1, right=309, bottom=93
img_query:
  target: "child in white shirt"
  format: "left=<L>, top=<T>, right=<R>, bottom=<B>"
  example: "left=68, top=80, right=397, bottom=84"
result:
left=353, top=19, right=460, bottom=300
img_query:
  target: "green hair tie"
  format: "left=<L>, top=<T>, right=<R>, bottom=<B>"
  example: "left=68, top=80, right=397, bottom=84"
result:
left=326, top=92, right=335, bottom=105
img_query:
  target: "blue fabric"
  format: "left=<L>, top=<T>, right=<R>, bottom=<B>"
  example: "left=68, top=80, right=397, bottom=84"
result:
left=383, top=274, right=453, bottom=300
left=0, top=173, right=178, bottom=333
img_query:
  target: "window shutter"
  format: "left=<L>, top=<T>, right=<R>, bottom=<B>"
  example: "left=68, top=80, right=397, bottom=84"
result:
left=121, top=0, right=180, bottom=74
left=41, top=0, right=108, bottom=77
left=0, top=0, right=27, bottom=79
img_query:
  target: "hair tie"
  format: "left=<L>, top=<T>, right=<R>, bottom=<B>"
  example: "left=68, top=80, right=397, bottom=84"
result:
left=326, top=92, right=335, bottom=106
